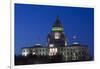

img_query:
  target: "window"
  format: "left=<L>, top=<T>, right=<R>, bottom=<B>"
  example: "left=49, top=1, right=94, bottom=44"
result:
left=49, top=48, right=58, bottom=56
left=49, top=44, right=54, bottom=47
left=54, top=32, right=60, bottom=39
left=22, top=49, right=29, bottom=57
left=32, top=52, right=35, bottom=55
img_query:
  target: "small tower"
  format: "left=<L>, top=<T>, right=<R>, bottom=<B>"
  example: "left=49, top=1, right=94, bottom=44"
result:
left=47, top=16, right=67, bottom=47
left=72, top=35, right=79, bottom=45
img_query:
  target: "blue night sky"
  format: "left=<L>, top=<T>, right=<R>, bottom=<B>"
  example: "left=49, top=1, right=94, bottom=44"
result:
left=15, top=4, right=94, bottom=58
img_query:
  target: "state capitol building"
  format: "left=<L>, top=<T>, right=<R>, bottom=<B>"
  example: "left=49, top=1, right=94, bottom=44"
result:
left=21, top=16, right=90, bottom=62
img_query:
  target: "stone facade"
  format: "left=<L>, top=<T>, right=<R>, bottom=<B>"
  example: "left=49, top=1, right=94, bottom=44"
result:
left=22, top=44, right=90, bottom=61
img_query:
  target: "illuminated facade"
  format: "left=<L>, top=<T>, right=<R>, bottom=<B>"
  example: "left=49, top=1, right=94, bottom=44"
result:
left=21, top=16, right=90, bottom=61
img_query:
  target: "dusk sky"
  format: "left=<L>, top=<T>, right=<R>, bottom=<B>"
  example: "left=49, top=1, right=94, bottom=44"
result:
left=15, top=4, right=94, bottom=58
